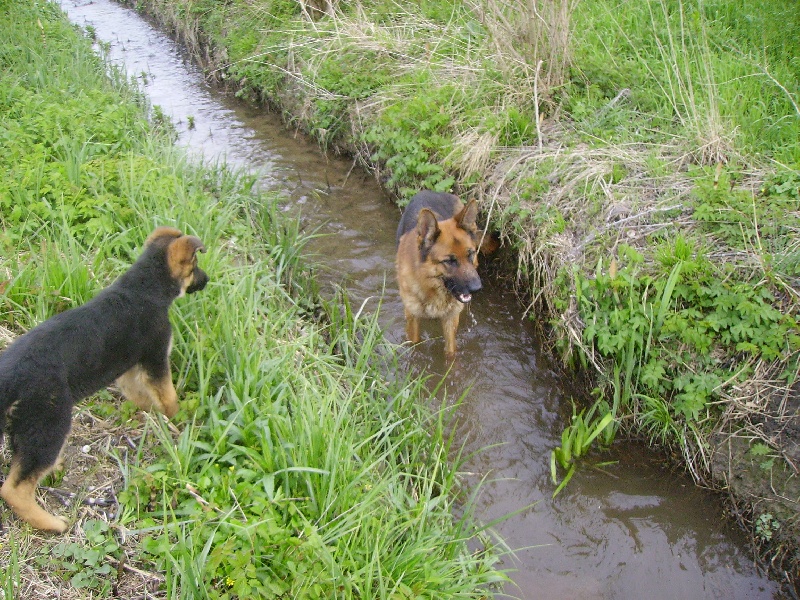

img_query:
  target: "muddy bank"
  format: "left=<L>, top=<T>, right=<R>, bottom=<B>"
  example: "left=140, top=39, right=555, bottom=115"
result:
left=115, top=0, right=799, bottom=591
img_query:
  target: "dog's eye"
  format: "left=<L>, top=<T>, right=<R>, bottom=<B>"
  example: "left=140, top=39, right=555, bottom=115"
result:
left=467, top=250, right=476, bottom=261
left=442, top=256, right=458, bottom=266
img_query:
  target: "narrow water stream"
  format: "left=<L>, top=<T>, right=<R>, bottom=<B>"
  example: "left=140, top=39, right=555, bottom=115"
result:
left=60, top=1, right=780, bottom=598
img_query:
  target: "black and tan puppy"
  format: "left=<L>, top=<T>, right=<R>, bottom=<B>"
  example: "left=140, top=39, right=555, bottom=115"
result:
left=0, top=227, right=207, bottom=532
left=396, top=191, right=482, bottom=357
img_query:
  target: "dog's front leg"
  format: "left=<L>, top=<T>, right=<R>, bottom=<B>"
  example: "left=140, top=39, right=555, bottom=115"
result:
left=116, top=365, right=178, bottom=419
left=442, top=311, right=461, bottom=357
left=405, top=309, right=421, bottom=345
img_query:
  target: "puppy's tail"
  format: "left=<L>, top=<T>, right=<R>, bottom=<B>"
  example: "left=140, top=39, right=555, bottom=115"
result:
left=0, top=396, right=6, bottom=448
left=0, top=385, right=10, bottom=447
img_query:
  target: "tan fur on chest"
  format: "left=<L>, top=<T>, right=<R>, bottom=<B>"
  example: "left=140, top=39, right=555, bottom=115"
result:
left=396, top=241, right=463, bottom=320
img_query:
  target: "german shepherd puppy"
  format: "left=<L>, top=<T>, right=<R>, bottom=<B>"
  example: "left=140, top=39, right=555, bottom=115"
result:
left=0, top=227, right=208, bottom=532
left=396, top=191, right=482, bottom=357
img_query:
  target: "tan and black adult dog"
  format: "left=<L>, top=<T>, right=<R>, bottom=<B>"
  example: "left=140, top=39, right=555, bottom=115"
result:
left=0, top=227, right=208, bottom=532
left=396, top=191, right=483, bottom=357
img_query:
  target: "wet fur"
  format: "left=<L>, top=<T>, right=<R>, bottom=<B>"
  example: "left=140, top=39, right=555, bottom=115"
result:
left=396, top=191, right=482, bottom=356
left=0, top=227, right=208, bottom=532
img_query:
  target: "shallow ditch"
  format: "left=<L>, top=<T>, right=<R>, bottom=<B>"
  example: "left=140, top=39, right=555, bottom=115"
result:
left=59, top=0, right=782, bottom=597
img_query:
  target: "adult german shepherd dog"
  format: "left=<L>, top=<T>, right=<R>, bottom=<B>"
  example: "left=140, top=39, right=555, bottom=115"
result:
left=0, top=227, right=208, bottom=532
left=396, top=191, right=483, bottom=357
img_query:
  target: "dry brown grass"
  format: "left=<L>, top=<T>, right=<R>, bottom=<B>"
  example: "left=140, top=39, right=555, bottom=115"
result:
left=471, top=139, right=695, bottom=308
left=467, top=0, right=576, bottom=91
left=718, top=357, right=800, bottom=474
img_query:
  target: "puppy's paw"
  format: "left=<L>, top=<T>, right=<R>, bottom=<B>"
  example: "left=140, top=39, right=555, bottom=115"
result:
left=33, top=512, right=70, bottom=534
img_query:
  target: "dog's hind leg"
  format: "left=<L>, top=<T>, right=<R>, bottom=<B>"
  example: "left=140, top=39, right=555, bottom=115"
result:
left=1, top=403, right=72, bottom=533
left=1, top=459, right=69, bottom=532
left=116, top=365, right=178, bottom=419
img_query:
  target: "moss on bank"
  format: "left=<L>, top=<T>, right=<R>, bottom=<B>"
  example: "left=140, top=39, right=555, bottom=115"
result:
left=123, top=0, right=798, bottom=590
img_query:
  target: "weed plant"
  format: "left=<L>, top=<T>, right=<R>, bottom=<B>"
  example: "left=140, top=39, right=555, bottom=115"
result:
left=0, top=1, right=506, bottom=598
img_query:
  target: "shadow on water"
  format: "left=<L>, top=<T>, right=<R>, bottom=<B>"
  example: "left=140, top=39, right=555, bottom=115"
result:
left=59, top=1, right=780, bottom=597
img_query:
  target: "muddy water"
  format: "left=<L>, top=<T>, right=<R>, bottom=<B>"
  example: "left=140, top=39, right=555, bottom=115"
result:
left=60, top=1, right=779, bottom=598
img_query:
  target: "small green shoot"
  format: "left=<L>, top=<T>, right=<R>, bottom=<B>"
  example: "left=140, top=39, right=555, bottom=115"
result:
left=550, top=402, right=615, bottom=497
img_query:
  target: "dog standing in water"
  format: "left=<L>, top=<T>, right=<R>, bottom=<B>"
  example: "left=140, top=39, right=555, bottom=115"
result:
left=395, top=191, right=483, bottom=357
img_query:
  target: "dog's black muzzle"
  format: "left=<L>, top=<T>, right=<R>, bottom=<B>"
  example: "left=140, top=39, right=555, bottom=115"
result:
left=444, top=275, right=482, bottom=304
left=186, top=268, right=209, bottom=294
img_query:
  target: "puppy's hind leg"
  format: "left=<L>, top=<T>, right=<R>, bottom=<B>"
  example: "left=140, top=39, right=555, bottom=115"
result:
left=1, top=404, right=72, bottom=533
left=116, top=364, right=178, bottom=419
left=1, top=459, right=69, bottom=533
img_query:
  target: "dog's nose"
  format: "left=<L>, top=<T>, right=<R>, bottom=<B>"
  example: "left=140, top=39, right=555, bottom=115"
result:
left=469, top=277, right=482, bottom=294
left=186, top=269, right=209, bottom=294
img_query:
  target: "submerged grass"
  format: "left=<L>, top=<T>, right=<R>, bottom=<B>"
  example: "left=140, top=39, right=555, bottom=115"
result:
left=0, top=1, right=507, bottom=598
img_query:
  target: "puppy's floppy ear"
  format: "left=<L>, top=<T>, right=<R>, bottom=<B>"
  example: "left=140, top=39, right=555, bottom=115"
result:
left=164, top=234, right=206, bottom=282
left=416, top=209, right=440, bottom=261
left=145, top=227, right=183, bottom=246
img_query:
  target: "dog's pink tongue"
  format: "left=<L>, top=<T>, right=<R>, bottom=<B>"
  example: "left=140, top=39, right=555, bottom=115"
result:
left=460, top=293, right=472, bottom=303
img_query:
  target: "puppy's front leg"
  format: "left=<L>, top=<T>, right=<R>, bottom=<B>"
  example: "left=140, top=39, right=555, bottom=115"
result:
left=116, top=365, right=178, bottom=419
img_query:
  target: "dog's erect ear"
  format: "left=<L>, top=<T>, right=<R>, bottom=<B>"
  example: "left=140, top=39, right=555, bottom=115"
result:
left=416, top=209, right=440, bottom=260
left=145, top=227, right=183, bottom=246
left=454, top=200, right=479, bottom=235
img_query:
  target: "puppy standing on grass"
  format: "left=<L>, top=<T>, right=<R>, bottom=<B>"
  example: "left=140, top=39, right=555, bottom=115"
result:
left=0, top=227, right=208, bottom=533
left=396, top=191, right=484, bottom=357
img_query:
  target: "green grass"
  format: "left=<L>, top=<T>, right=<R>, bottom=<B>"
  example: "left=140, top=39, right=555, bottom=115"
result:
left=570, top=0, right=800, bottom=163
left=0, top=1, right=507, bottom=598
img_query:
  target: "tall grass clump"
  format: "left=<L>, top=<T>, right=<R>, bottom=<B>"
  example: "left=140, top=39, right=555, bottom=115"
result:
left=644, top=0, right=733, bottom=164
left=468, top=0, right=575, bottom=90
left=570, top=0, right=800, bottom=163
left=0, top=1, right=507, bottom=598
